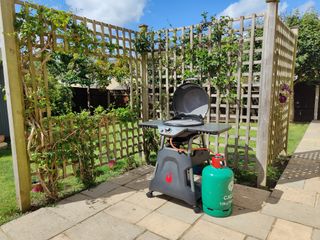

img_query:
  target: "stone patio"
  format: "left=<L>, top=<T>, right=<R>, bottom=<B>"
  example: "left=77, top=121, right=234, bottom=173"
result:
left=1, top=121, right=320, bottom=240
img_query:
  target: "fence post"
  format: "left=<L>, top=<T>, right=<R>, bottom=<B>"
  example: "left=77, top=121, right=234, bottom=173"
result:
left=138, top=24, right=149, bottom=163
left=0, top=0, right=31, bottom=211
left=139, top=24, right=149, bottom=122
left=314, top=85, right=319, bottom=120
left=256, top=0, right=279, bottom=187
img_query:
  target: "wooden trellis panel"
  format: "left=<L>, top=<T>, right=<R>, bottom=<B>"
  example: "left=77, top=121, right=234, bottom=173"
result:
left=146, top=14, right=264, bottom=169
left=12, top=1, right=144, bottom=180
left=29, top=117, right=143, bottom=178
left=268, top=17, right=298, bottom=164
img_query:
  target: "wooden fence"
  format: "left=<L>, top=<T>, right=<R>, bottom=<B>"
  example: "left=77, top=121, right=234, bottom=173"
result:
left=145, top=14, right=265, bottom=171
left=268, top=18, right=298, bottom=164
left=0, top=0, right=297, bottom=210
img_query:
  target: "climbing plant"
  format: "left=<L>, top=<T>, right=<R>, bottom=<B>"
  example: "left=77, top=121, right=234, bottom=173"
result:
left=14, top=4, right=132, bottom=199
left=184, top=13, right=240, bottom=100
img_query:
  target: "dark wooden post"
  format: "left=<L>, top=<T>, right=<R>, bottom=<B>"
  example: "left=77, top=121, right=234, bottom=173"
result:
left=139, top=24, right=149, bottom=122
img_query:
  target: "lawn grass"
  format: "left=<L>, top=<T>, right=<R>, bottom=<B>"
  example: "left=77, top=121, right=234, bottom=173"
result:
left=0, top=122, right=309, bottom=225
left=0, top=148, right=20, bottom=225
left=286, top=122, right=309, bottom=155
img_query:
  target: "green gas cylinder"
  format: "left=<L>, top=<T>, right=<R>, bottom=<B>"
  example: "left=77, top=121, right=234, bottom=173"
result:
left=202, top=154, right=234, bottom=217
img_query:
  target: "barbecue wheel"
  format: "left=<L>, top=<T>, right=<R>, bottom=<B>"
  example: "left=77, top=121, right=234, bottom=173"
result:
left=193, top=205, right=202, bottom=214
left=146, top=191, right=153, bottom=198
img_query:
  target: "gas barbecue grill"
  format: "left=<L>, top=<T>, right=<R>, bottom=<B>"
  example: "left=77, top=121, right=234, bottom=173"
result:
left=139, top=80, right=231, bottom=212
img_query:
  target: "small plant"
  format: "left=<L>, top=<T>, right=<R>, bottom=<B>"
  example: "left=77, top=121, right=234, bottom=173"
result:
left=108, top=106, right=138, bottom=123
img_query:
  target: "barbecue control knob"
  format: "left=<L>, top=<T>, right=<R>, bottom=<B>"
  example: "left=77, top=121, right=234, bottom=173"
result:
left=165, top=128, right=171, bottom=132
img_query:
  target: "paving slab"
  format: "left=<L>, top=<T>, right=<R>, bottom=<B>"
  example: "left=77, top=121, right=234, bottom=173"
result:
left=272, top=185, right=317, bottom=206
left=50, top=233, right=72, bottom=240
left=49, top=195, right=109, bottom=223
left=1, top=208, right=73, bottom=240
left=267, top=219, right=313, bottom=240
left=202, top=206, right=275, bottom=239
left=137, top=211, right=190, bottom=240
left=262, top=197, right=320, bottom=228
left=276, top=179, right=305, bottom=189
left=125, top=173, right=153, bottom=192
left=136, top=231, right=166, bottom=240
left=313, top=229, right=320, bottom=240
left=99, top=186, right=136, bottom=205
left=316, top=194, right=320, bottom=209
left=81, top=181, right=120, bottom=198
left=109, top=172, right=141, bottom=185
left=125, top=191, right=168, bottom=210
left=65, top=212, right=144, bottom=240
left=277, top=160, right=319, bottom=184
left=156, top=199, right=201, bottom=224
left=129, top=165, right=155, bottom=176
left=104, top=200, right=151, bottom=223
left=233, top=184, right=270, bottom=211
left=0, top=229, right=9, bottom=240
left=304, top=177, right=320, bottom=193
left=245, top=237, right=261, bottom=240
left=181, top=219, right=245, bottom=240
left=59, top=192, right=93, bottom=203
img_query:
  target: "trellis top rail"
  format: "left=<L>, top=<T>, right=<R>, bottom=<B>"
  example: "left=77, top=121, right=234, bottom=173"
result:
left=14, top=0, right=139, bottom=34
left=150, top=13, right=265, bottom=33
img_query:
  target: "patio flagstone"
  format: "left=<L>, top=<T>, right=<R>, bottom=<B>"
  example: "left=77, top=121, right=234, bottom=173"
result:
left=81, top=181, right=120, bottom=198
left=271, top=185, right=317, bottom=206
left=125, top=191, right=169, bottom=210
left=0, top=228, right=9, bottom=240
left=304, top=177, right=320, bottom=193
left=109, top=172, right=141, bottom=186
left=49, top=195, right=110, bottom=223
left=156, top=199, right=201, bottom=224
left=137, top=211, right=190, bottom=240
left=99, top=186, right=136, bottom=205
left=135, top=231, right=166, bottom=240
left=267, top=218, right=313, bottom=240
left=313, top=229, right=320, bottom=240
left=64, top=212, right=144, bottom=240
left=50, top=234, right=71, bottom=240
left=1, top=208, right=73, bottom=240
left=202, top=205, right=275, bottom=239
left=181, top=219, right=245, bottom=240
left=262, top=197, right=320, bottom=228
left=104, top=200, right=151, bottom=224
left=233, top=184, right=270, bottom=211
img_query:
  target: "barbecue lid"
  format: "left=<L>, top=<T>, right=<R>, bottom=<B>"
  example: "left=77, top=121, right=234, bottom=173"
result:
left=172, top=82, right=209, bottom=118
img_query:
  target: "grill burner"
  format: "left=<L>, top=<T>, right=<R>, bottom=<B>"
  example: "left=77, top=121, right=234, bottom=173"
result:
left=140, top=80, right=231, bottom=212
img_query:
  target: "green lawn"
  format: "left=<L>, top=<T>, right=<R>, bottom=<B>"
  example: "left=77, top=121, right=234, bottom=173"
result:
left=0, top=122, right=309, bottom=225
left=0, top=148, right=20, bottom=225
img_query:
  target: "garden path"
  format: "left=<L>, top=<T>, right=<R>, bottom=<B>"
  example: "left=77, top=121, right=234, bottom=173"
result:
left=0, top=121, right=319, bottom=240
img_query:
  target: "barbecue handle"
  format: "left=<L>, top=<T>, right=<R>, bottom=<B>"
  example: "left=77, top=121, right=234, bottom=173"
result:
left=182, top=78, right=200, bottom=84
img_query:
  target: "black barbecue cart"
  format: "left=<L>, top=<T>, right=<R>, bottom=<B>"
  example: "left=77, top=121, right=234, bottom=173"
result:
left=139, top=80, right=231, bottom=213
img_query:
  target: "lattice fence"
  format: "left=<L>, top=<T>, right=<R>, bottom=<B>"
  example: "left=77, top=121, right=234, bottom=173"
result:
left=268, top=17, right=298, bottom=163
left=13, top=0, right=144, bottom=180
left=146, top=14, right=264, bottom=169
left=0, top=0, right=297, bottom=209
